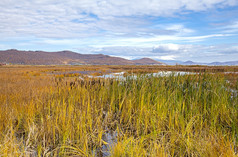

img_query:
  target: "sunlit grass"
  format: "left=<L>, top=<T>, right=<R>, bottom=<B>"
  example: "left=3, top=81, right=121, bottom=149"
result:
left=0, top=66, right=237, bottom=156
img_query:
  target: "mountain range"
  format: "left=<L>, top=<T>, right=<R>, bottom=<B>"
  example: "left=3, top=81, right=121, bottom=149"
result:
left=155, top=60, right=238, bottom=66
left=179, top=60, right=238, bottom=66
left=0, top=49, right=237, bottom=66
left=0, top=49, right=164, bottom=65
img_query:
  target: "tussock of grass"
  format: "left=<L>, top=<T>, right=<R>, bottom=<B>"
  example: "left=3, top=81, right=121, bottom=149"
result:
left=0, top=66, right=237, bottom=156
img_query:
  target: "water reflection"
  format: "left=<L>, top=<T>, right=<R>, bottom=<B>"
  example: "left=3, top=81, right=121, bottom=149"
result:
left=90, top=71, right=196, bottom=79
left=93, top=131, right=118, bottom=157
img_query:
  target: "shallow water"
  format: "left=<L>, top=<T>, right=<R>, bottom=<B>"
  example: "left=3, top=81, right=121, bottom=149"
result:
left=101, top=131, right=118, bottom=156
left=92, top=131, right=118, bottom=157
left=152, top=71, right=196, bottom=76
left=95, top=72, right=126, bottom=78
left=89, top=71, right=196, bottom=79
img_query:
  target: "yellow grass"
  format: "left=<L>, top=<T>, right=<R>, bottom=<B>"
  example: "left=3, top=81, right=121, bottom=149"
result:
left=0, top=65, right=237, bottom=156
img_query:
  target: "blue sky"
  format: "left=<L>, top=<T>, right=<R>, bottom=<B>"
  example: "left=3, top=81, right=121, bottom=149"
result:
left=0, top=0, right=238, bottom=62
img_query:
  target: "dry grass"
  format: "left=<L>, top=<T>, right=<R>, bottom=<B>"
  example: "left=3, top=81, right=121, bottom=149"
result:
left=0, top=65, right=237, bottom=156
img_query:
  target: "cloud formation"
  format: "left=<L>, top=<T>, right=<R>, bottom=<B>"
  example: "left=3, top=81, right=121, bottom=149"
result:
left=0, top=0, right=237, bottom=38
left=85, top=43, right=238, bottom=62
left=0, top=0, right=237, bottom=62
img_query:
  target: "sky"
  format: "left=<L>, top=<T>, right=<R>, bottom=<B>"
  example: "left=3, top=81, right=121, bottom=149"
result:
left=0, top=0, right=238, bottom=62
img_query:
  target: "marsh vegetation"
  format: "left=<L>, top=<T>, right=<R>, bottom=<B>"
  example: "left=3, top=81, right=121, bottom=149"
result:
left=0, top=65, right=237, bottom=156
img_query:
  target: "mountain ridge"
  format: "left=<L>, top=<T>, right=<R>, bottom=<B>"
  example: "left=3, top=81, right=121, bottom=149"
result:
left=0, top=49, right=164, bottom=65
left=132, top=58, right=165, bottom=65
left=155, top=59, right=238, bottom=66
left=1, top=49, right=236, bottom=66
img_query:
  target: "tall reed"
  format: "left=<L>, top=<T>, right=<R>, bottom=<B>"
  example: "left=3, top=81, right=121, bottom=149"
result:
left=0, top=67, right=237, bottom=156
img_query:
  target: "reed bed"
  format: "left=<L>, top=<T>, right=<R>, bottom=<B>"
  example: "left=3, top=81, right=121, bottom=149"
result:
left=0, top=66, right=237, bottom=156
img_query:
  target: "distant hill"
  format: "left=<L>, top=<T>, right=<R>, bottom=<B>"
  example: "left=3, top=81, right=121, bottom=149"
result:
left=0, top=49, right=164, bottom=65
left=53, top=50, right=133, bottom=65
left=208, top=61, right=238, bottom=66
left=155, top=59, right=238, bottom=66
left=1, top=49, right=236, bottom=66
left=182, top=61, right=197, bottom=65
left=132, top=58, right=165, bottom=65
left=182, top=61, right=206, bottom=65
left=155, top=59, right=183, bottom=65
left=0, top=49, right=67, bottom=65
left=183, top=61, right=238, bottom=66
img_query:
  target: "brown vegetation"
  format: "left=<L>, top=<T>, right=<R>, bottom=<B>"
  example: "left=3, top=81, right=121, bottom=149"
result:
left=0, top=65, right=237, bottom=156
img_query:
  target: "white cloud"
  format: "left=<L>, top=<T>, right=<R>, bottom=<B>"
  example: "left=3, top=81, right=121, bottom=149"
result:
left=158, top=55, right=177, bottom=60
left=85, top=43, right=238, bottom=62
left=166, top=24, right=194, bottom=34
left=0, top=0, right=237, bottom=62
left=221, top=21, right=238, bottom=33
left=0, top=0, right=237, bottom=39
left=153, top=44, right=180, bottom=52
left=113, top=33, right=232, bottom=46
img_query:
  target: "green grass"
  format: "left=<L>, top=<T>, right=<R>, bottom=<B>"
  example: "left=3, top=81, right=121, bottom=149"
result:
left=0, top=68, right=237, bottom=156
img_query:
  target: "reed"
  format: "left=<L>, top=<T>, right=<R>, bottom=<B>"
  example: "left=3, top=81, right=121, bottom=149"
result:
left=0, top=66, right=237, bottom=156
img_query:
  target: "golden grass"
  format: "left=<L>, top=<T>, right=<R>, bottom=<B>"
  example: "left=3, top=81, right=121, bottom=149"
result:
left=0, top=65, right=237, bottom=156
